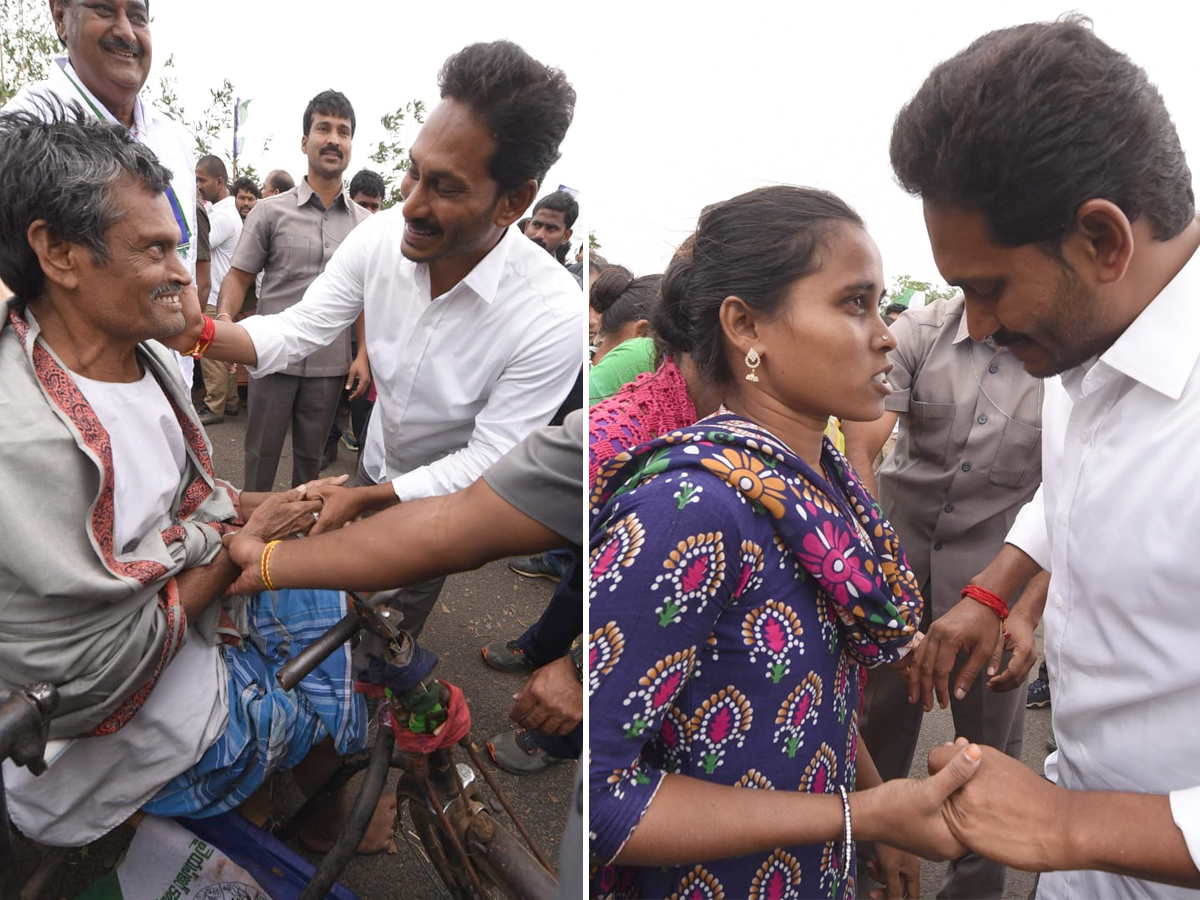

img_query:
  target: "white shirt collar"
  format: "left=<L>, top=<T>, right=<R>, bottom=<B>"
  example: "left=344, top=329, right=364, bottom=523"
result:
left=1091, top=245, right=1200, bottom=400
left=52, top=56, right=146, bottom=136
left=438, top=223, right=518, bottom=305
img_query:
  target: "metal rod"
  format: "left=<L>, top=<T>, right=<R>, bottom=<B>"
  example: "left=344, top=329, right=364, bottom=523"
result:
left=463, top=738, right=554, bottom=874
left=424, top=774, right=489, bottom=898
left=277, top=611, right=360, bottom=691
left=298, top=727, right=395, bottom=900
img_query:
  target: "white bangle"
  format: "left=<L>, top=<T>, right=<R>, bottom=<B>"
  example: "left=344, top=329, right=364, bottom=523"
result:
left=838, top=785, right=852, bottom=883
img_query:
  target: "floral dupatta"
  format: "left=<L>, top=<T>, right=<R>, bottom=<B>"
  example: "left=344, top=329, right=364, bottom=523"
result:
left=590, top=413, right=923, bottom=666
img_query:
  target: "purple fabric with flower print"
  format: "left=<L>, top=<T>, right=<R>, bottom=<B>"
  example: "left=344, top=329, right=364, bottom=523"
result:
left=588, top=413, right=922, bottom=900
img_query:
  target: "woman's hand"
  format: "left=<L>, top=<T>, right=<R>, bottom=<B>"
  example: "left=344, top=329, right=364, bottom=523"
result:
left=241, top=485, right=324, bottom=542
left=866, top=842, right=921, bottom=899
left=850, top=742, right=982, bottom=861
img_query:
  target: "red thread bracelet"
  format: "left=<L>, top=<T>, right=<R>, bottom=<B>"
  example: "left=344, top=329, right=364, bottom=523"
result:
left=185, top=315, right=216, bottom=358
left=961, top=584, right=1009, bottom=620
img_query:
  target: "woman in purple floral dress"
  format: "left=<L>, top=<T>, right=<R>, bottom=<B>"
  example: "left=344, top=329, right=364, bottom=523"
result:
left=589, top=187, right=981, bottom=899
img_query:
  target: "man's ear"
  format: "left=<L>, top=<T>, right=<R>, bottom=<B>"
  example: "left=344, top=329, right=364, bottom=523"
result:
left=1071, top=199, right=1135, bottom=285
left=718, top=294, right=763, bottom=358
left=563, top=227, right=573, bottom=245
left=27, top=220, right=81, bottom=292
left=300, top=134, right=308, bottom=156
left=50, top=0, right=69, bottom=45
left=495, top=179, right=539, bottom=228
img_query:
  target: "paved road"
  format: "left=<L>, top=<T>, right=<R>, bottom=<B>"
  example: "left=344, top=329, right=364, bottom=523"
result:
left=9, top=401, right=573, bottom=899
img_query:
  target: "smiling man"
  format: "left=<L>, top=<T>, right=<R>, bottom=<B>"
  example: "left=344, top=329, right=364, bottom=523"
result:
left=169, top=40, right=580, bottom=638
left=0, top=109, right=393, bottom=852
left=890, top=16, right=1200, bottom=899
left=212, top=91, right=370, bottom=492
left=3, top=0, right=198, bottom=389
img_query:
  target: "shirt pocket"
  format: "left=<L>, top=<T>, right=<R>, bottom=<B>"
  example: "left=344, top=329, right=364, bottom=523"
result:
left=908, top=400, right=956, bottom=466
left=988, top=418, right=1042, bottom=489
left=278, top=235, right=316, bottom=281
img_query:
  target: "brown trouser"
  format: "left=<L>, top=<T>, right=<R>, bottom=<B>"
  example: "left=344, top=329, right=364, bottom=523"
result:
left=243, top=371, right=343, bottom=491
left=352, top=452, right=446, bottom=641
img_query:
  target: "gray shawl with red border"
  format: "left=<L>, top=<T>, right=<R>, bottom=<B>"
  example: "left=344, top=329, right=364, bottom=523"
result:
left=0, top=304, right=249, bottom=739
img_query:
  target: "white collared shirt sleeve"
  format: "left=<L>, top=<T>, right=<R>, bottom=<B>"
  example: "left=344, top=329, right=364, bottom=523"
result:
left=1171, top=787, right=1200, bottom=871
left=1004, top=486, right=1050, bottom=571
left=239, top=228, right=365, bottom=376
left=390, top=309, right=580, bottom=502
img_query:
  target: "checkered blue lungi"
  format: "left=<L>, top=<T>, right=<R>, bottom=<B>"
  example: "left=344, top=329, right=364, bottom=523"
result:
left=142, top=588, right=367, bottom=818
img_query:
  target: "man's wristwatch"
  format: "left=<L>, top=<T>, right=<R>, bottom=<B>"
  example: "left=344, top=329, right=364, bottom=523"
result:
left=569, top=642, right=583, bottom=683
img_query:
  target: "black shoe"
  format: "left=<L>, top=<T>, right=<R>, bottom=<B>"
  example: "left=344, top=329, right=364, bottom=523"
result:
left=507, top=554, right=561, bottom=583
left=224, top=402, right=239, bottom=417
left=486, top=729, right=569, bottom=775
left=1027, top=677, right=1051, bottom=709
left=481, top=639, right=535, bottom=673
left=198, top=405, right=224, bottom=426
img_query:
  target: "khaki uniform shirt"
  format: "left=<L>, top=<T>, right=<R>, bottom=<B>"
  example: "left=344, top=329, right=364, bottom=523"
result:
left=877, top=295, right=1043, bottom=618
left=232, top=178, right=369, bottom=377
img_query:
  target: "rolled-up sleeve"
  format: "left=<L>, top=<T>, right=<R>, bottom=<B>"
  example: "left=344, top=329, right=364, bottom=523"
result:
left=1171, top=786, right=1200, bottom=871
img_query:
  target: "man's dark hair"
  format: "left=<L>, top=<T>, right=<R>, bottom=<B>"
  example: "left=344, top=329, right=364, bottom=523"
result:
left=265, top=170, right=295, bottom=193
left=655, top=185, right=864, bottom=385
left=52, top=0, right=150, bottom=47
left=884, top=301, right=908, bottom=317
left=0, top=103, right=171, bottom=304
left=303, top=90, right=356, bottom=137
left=438, top=41, right=575, bottom=190
left=232, top=175, right=260, bottom=198
left=891, top=15, right=1194, bottom=247
left=532, top=190, right=578, bottom=228
left=349, top=169, right=385, bottom=200
left=196, top=154, right=228, bottom=183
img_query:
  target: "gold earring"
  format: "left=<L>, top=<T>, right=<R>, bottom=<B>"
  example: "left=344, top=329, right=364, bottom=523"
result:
left=744, top=347, right=762, bottom=382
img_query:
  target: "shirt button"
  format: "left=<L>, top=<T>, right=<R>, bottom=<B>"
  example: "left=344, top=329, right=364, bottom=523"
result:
left=405, top=361, right=414, bottom=370
left=1080, top=430, right=1091, bottom=444
left=977, top=414, right=988, bottom=425
left=1058, top=510, right=1068, bottom=525
left=1053, top=594, right=1063, bottom=608
left=933, top=542, right=943, bottom=551
left=944, top=503, right=954, bottom=513
left=961, top=461, right=971, bottom=472
left=324, top=241, right=330, bottom=248
left=988, top=363, right=999, bottom=374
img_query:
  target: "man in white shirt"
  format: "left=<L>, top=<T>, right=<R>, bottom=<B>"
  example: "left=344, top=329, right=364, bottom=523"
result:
left=3, top=0, right=196, bottom=390
left=168, top=40, right=580, bottom=637
left=194, top=155, right=241, bottom=425
left=890, top=17, right=1200, bottom=897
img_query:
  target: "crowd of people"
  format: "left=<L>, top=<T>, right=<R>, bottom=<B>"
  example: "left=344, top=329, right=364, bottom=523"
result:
left=5, top=4, right=1200, bottom=900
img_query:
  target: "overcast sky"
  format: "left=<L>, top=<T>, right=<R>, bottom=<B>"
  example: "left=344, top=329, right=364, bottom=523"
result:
left=151, top=0, right=1197, bottom=288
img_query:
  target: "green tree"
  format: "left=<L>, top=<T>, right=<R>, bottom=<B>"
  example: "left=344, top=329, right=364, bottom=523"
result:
left=0, top=0, right=58, bottom=106
left=884, top=274, right=957, bottom=313
left=368, top=100, right=426, bottom=209
left=589, top=229, right=602, bottom=252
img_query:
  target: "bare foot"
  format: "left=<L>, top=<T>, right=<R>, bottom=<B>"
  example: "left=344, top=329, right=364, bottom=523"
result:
left=299, top=794, right=398, bottom=854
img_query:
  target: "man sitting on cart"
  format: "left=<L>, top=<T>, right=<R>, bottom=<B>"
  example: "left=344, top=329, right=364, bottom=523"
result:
left=0, top=106, right=394, bottom=852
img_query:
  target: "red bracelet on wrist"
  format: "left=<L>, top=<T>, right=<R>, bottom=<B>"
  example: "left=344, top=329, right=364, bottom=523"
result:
left=185, top=315, right=217, bottom=358
left=961, top=584, right=1009, bottom=620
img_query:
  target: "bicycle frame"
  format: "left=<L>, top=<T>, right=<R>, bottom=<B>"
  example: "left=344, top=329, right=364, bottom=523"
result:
left=277, top=593, right=558, bottom=900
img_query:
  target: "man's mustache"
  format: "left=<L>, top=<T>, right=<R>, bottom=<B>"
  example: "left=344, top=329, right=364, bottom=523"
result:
left=991, top=327, right=1028, bottom=347
left=99, top=37, right=143, bottom=57
left=150, top=282, right=185, bottom=301
left=320, top=145, right=343, bottom=158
